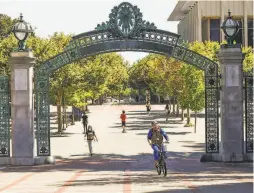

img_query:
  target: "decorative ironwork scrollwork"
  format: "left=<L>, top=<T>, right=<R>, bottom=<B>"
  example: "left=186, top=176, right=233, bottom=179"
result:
left=0, top=76, right=10, bottom=157
left=95, top=2, right=156, bottom=38
left=244, top=70, right=253, bottom=153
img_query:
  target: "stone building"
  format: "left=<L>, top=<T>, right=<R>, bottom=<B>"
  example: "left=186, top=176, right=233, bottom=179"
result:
left=168, top=1, right=253, bottom=47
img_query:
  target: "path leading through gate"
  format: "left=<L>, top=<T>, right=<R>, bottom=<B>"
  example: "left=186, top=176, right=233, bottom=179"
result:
left=0, top=105, right=252, bottom=193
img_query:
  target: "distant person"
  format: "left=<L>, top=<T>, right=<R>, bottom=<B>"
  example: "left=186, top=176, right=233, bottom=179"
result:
left=120, top=110, right=127, bottom=133
left=146, top=102, right=151, bottom=116
left=136, top=95, right=139, bottom=102
left=82, top=112, right=88, bottom=133
left=165, top=104, right=170, bottom=121
left=84, top=125, right=98, bottom=156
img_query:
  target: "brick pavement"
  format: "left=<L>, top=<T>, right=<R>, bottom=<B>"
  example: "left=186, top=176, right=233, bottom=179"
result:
left=0, top=104, right=253, bottom=193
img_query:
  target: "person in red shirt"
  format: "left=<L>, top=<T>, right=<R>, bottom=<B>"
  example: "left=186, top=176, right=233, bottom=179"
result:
left=120, top=110, right=127, bottom=133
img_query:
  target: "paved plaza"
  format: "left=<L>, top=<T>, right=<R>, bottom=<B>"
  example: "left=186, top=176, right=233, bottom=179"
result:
left=0, top=105, right=253, bottom=193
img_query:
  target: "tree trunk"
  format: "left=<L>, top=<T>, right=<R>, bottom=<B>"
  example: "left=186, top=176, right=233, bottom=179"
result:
left=169, top=97, right=171, bottom=111
left=84, top=98, right=89, bottom=112
left=71, top=107, right=75, bottom=125
left=176, top=98, right=180, bottom=117
left=181, top=109, right=185, bottom=121
left=57, top=101, right=62, bottom=133
left=157, top=95, right=160, bottom=103
left=173, top=96, right=176, bottom=114
left=119, top=94, right=121, bottom=103
left=187, top=106, right=190, bottom=124
left=91, top=99, right=94, bottom=104
left=64, top=106, right=67, bottom=128
left=194, top=111, right=197, bottom=133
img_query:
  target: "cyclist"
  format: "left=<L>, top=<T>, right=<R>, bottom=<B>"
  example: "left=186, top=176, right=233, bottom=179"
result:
left=147, top=120, right=169, bottom=168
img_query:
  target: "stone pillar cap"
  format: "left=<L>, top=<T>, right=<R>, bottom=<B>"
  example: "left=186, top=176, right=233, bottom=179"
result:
left=10, top=51, right=34, bottom=58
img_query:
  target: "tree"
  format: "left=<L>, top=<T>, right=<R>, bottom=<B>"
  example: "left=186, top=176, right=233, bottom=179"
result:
left=242, top=46, right=254, bottom=72
left=0, top=34, right=17, bottom=75
left=0, top=14, right=17, bottom=39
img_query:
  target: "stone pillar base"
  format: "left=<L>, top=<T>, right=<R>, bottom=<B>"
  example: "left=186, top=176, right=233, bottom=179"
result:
left=34, top=156, right=55, bottom=165
left=12, top=157, right=34, bottom=165
left=243, top=153, right=253, bottom=162
left=201, top=153, right=252, bottom=162
left=0, top=157, right=11, bottom=165
left=0, top=156, right=56, bottom=166
left=200, top=153, right=222, bottom=162
left=221, top=153, right=244, bottom=162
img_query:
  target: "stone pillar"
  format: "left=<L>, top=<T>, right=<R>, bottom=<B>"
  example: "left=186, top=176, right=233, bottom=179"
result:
left=218, top=45, right=244, bottom=162
left=9, top=51, right=35, bottom=165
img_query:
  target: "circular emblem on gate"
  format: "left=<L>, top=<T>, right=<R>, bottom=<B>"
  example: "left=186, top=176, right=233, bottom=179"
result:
left=116, top=2, right=136, bottom=37
left=39, top=82, right=45, bottom=88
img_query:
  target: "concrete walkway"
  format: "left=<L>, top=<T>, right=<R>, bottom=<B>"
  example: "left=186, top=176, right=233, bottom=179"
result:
left=0, top=105, right=252, bottom=193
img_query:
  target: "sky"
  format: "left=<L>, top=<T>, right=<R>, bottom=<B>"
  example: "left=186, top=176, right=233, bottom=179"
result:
left=0, top=0, right=179, bottom=63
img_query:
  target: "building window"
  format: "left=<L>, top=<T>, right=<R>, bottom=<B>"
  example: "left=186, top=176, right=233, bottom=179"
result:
left=248, top=19, right=253, bottom=47
left=210, top=19, right=220, bottom=42
left=234, top=19, right=243, bottom=45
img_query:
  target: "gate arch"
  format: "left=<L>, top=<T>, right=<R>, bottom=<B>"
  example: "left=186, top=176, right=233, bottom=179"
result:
left=35, top=2, right=219, bottom=156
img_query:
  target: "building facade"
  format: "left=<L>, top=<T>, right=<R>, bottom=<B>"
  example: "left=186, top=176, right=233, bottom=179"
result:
left=168, top=1, right=253, bottom=47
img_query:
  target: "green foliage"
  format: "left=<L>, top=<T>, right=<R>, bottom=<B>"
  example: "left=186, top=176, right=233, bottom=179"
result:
left=0, top=34, right=17, bottom=75
left=189, top=41, right=220, bottom=63
left=129, top=54, right=184, bottom=99
left=0, top=14, right=16, bottom=39
left=184, top=123, right=194, bottom=127
left=242, top=47, right=254, bottom=72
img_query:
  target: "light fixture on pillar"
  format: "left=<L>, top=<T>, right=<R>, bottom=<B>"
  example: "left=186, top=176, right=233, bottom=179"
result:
left=12, top=13, right=33, bottom=51
left=220, top=9, right=239, bottom=47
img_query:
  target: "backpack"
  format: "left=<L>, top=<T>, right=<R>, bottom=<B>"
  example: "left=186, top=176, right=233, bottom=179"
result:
left=87, top=130, right=94, bottom=140
left=151, top=129, right=163, bottom=145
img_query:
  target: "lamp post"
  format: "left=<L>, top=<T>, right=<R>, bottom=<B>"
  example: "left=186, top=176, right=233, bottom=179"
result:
left=221, top=10, right=239, bottom=47
left=12, top=13, right=33, bottom=51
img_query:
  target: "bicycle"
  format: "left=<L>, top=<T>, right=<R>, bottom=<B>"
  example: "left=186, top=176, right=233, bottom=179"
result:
left=156, top=142, right=169, bottom=177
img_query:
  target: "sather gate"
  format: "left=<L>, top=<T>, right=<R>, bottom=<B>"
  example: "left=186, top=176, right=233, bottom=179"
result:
left=35, top=2, right=219, bottom=156
left=0, top=2, right=252, bottom=159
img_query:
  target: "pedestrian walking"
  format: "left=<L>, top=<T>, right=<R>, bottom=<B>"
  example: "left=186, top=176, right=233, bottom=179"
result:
left=82, top=112, right=88, bottom=133
left=120, top=110, right=127, bottom=133
left=165, top=103, right=170, bottom=121
left=84, top=125, right=98, bottom=156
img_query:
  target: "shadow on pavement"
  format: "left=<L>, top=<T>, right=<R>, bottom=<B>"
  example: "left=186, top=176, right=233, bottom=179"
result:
left=144, top=182, right=253, bottom=193
left=2, top=146, right=252, bottom=173
left=136, top=132, right=192, bottom=136
left=50, top=132, right=76, bottom=138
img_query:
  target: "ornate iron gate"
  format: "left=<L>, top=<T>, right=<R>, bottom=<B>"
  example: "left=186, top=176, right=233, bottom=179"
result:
left=35, top=2, right=219, bottom=156
left=0, top=76, right=11, bottom=157
left=244, top=70, right=253, bottom=153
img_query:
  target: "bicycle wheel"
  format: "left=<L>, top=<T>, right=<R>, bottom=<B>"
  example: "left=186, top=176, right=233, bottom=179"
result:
left=162, top=161, right=167, bottom=177
left=156, top=163, right=161, bottom=175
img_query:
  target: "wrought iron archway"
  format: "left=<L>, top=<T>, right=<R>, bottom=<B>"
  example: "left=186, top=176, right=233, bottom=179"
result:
left=35, top=2, right=219, bottom=156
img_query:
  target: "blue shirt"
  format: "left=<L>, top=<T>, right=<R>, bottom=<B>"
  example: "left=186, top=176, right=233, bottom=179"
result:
left=147, top=128, right=169, bottom=141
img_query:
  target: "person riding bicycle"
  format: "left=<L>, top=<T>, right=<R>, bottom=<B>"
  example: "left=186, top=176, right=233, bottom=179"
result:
left=147, top=120, right=169, bottom=168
